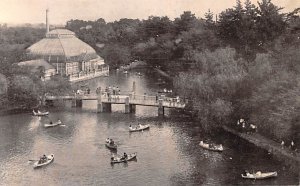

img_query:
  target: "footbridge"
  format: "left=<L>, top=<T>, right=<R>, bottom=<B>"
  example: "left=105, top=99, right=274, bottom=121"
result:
left=45, top=92, right=186, bottom=116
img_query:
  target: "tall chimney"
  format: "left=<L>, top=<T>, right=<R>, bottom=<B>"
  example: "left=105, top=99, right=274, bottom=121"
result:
left=46, top=9, right=49, bottom=34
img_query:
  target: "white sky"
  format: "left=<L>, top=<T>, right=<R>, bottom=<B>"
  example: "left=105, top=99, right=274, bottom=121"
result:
left=0, top=0, right=299, bottom=24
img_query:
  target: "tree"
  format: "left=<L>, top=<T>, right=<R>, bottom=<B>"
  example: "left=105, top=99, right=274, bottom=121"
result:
left=174, top=47, right=247, bottom=129
left=137, top=16, right=173, bottom=40
left=100, top=44, right=131, bottom=68
left=174, top=11, right=197, bottom=33
left=111, top=18, right=140, bottom=45
left=256, top=0, right=286, bottom=45
left=7, top=74, right=42, bottom=107
left=217, top=0, right=287, bottom=59
left=204, top=9, right=215, bottom=27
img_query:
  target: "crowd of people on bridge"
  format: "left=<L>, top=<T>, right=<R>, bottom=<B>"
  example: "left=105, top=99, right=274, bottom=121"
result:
left=104, top=86, right=121, bottom=96
left=155, top=92, right=185, bottom=107
left=96, top=85, right=122, bottom=101
left=74, top=87, right=91, bottom=95
left=73, top=85, right=185, bottom=107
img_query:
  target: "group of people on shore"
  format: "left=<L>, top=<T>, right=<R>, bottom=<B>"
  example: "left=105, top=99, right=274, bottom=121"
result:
left=236, top=118, right=297, bottom=152
left=281, top=140, right=297, bottom=151
left=236, top=118, right=257, bottom=133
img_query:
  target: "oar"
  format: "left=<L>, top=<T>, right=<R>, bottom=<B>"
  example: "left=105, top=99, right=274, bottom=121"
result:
left=28, top=159, right=38, bottom=161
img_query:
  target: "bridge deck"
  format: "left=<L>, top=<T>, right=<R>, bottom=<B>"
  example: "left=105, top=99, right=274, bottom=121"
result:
left=45, top=94, right=185, bottom=109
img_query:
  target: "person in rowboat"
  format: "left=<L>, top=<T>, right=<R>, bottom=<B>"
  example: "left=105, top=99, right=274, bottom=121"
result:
left=244, top=170, right=250, bottom=176
left=110, top=139, right=114, bottom=145
left=111, top=154, right=115, bottom=161
left=39, top=155, right=47, bottom=163
left=123, top=152, right=127, bottom=159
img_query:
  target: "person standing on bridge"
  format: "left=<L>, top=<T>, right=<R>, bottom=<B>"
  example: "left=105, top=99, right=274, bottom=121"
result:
left=112, top=86, right=116, bottom=95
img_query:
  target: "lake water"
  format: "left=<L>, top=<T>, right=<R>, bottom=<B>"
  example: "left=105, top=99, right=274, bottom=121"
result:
left=0, top=69, right=298, bottom=185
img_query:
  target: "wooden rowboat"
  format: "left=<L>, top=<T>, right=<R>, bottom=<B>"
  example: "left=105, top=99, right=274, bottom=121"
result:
left=105, top=139, right=117, bottom=150
left=129, top=124, right=150, bottom=132
left=44, top=120, right=62, bottom=128
left=33, top=110, right=49, bottom=116
left=241, top=171, right=278, bottom=179
left=111, top=152, right=137, bottom=164
left=199, top=141, right=223, bottom=152
left=33, top=154, right=54, bottom=168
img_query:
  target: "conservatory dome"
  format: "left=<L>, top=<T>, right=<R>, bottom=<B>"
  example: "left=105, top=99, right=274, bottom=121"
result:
left=26, top=29, right=99, bottom=63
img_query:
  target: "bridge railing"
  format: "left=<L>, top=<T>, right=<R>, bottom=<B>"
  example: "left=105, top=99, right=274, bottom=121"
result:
left=101, top=95, right=128, bottom=103
left=45, top=94, right=185, bottom=108
left=129, top=95, right=157, bottom=105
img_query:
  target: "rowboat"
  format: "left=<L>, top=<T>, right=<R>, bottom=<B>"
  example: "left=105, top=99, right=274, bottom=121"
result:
left=33, top=154, right=54, bottom=168
left=129, top=124, right=150, bottom=132
left=241, top=171, right=278, bottom=179
left=105, top=138, right=117, bottom=150
left=199, top=141, right=223, bottom=152
left=33, top=110, right=49, bottom=116
left=105, top=143, right=117, bottom=150
left=44, top=120, right=62, bottom=128
left=111, top=152, right=137, bottom=164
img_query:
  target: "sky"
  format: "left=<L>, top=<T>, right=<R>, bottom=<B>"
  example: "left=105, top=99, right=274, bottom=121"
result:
left=0, top=0, right=299, bottom=25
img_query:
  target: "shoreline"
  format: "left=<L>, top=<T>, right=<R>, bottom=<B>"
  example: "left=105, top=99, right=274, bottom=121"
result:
left=152, top=67, right=172, bottom=80
left=0, top=106, right=32, bottom=116
left=119, top=61, right=149, bottom=70
left=153, top=66, right=300, bottom=172
left=223, top=125, right=299, bottom=172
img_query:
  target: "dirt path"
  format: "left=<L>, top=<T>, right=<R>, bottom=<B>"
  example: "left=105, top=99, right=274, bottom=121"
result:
left=222, top=126, right=300, bottom=166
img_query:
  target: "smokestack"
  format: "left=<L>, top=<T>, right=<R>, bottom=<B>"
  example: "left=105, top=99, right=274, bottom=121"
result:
left=46, top=9, right=49, bottom=34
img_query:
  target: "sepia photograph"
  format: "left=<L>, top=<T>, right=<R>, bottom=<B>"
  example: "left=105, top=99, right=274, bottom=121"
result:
left=0, top=0, right=299, bottom=185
